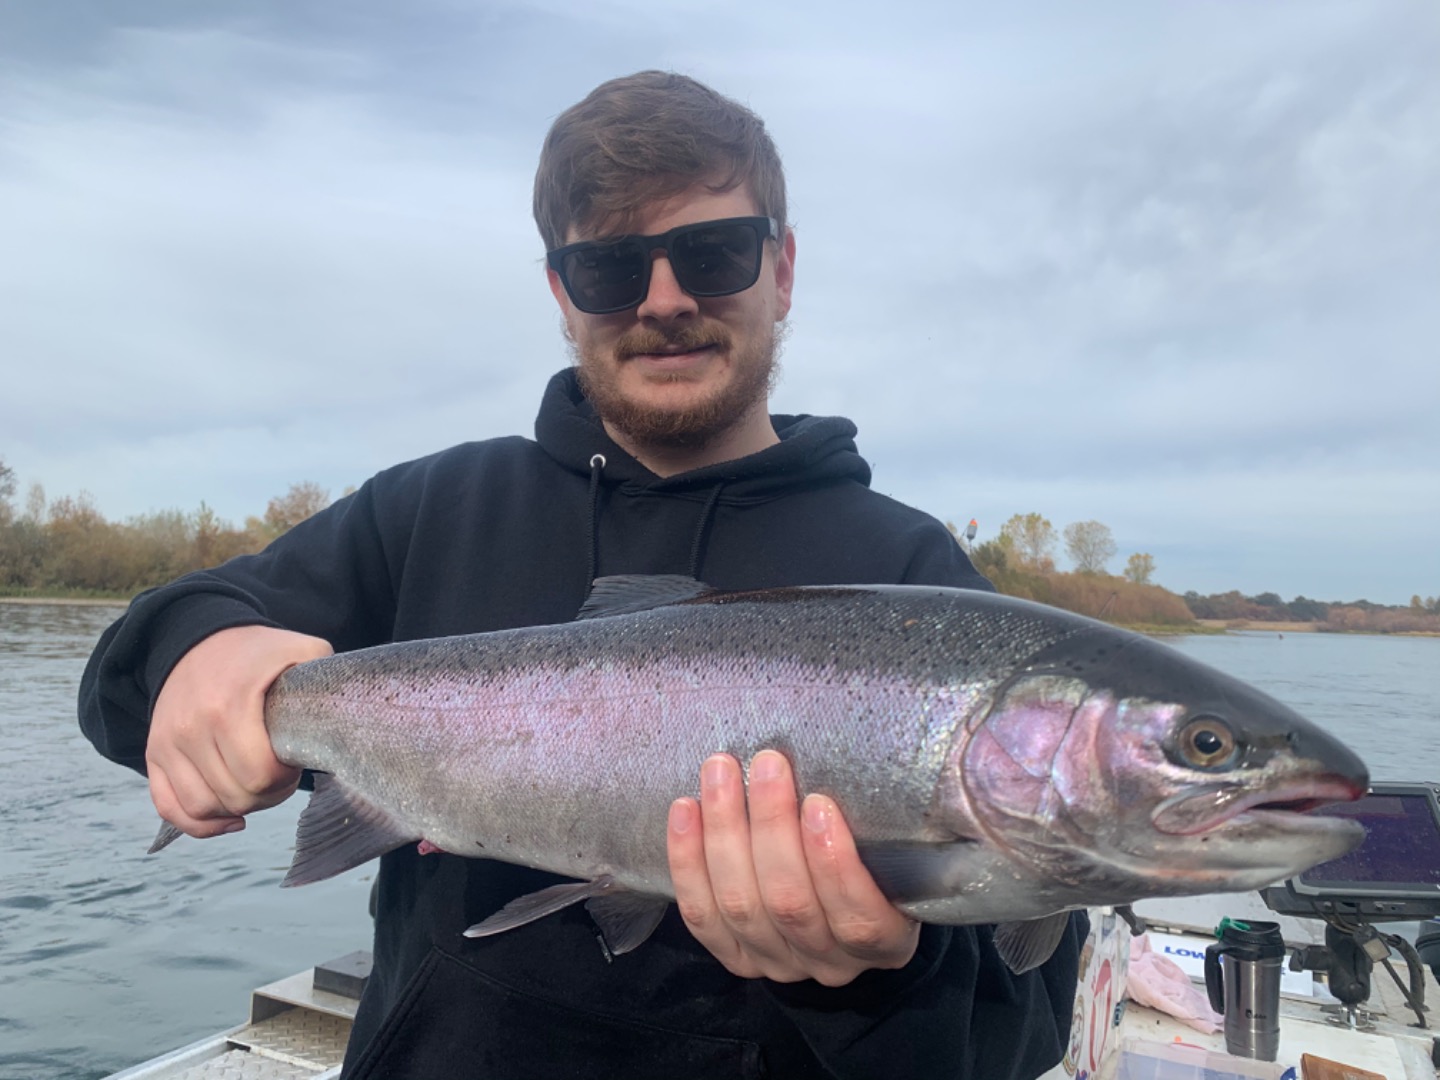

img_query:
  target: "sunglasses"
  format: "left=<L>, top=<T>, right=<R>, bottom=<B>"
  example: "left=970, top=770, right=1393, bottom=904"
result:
left=547, top=216, right=779, bottom=315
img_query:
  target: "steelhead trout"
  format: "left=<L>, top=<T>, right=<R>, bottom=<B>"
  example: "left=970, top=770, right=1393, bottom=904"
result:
left=151, top=576, right=1369, bottom=973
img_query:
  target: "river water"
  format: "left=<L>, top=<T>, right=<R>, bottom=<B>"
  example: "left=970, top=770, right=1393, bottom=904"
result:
left=1, top=604, right=1436, bottom=1080
left=0, top=604, right=373, bottom=1080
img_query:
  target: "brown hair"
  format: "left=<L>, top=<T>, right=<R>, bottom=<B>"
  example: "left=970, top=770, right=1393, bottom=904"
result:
left=533, top=70, right=787, bottom=250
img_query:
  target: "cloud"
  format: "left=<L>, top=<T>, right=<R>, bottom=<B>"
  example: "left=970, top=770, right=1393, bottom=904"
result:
left=0, top=22, right=553, bottom=505
left=0, top=0, right=1435, bottom=603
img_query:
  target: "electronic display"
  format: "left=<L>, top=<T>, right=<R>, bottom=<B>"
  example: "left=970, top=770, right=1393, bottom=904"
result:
left=1261, top=782, right=1440, bottom=921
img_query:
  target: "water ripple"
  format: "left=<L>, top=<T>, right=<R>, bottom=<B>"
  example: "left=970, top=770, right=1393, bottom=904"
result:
left=0, top=895, right=53, bottom=911
left=1, top=604, right=375, bottom=1080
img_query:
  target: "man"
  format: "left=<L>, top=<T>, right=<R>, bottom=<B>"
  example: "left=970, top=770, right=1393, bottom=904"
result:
left=80, top=71, right=1083, bottom=1078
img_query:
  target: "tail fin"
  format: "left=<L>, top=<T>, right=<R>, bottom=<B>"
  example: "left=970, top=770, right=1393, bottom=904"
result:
left=148, top=821, right=184, bottom=854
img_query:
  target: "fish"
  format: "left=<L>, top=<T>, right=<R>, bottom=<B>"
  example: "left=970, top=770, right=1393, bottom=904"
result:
left=149, top=575, right=1369, bottom=973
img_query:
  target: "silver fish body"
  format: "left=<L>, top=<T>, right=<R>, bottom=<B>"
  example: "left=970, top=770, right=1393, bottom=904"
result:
left=162, top=577, right=1370, bottom=971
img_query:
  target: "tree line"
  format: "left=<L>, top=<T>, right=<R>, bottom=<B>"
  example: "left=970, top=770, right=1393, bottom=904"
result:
left=1183, top=588, right=1440, bottom=634
left=3, top=458, right=1435, bottom=633
left=0, top=457, right=334, bottom=596
left=948, top=513, right=1194, bottom=628
left=948, top=511, right=1439, bottom=634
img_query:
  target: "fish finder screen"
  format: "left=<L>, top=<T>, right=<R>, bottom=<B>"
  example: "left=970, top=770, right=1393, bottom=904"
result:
left=1300, top=793, right=1440, bottom=890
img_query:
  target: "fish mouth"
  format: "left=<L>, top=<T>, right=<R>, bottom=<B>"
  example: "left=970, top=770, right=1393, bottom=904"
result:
left=1152, top=777, right=1367, bottom=837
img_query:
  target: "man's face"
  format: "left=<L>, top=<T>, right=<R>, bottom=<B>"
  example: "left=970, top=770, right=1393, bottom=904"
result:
left=548, top=184, right=795, bottom=451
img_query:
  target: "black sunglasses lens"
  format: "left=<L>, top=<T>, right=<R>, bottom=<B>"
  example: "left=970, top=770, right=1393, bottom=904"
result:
left=561, top=239, right=648, bottom=313
left=558, top=219, right=768, bottom=313
left=671, top=222, right=763, bottom=296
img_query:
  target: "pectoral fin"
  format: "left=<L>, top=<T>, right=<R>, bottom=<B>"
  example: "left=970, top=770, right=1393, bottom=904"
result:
left=855, top=840, right=979, bottom=902
left=993, top=912, right=1074, bottom=975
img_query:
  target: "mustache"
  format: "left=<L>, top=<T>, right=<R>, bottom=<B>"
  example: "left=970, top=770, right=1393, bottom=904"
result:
left=614, top=324, right=730, bottom=360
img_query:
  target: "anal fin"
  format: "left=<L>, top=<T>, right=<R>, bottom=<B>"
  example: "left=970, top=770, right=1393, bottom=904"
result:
left=284, top=773, right=417, bottom=887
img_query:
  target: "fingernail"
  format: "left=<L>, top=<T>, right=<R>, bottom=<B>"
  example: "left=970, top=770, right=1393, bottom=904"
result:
left=750, top=751, right=783, bottom=782
left=669, top=799, right=694, bottom=834
left=222, top=820, right=246, bottom=835
left=803, top=795, right=832, bottom=836
left=702, top=756, right=728, bottom=791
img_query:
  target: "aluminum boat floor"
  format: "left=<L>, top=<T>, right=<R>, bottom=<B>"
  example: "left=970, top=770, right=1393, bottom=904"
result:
left=102, top=955, right=367, bottom=1080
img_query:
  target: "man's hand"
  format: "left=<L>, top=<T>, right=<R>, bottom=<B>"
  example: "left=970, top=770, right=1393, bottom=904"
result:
left=147, top=625, right=333, bottom=839
left=667, top=750, right=920, bottom=987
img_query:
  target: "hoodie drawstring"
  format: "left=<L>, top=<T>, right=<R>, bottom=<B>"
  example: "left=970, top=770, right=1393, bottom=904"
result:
left=585, top=454, right=725, bottom=587
left=586, top=454, right=606, bottom=591
left=688, top=483, right=724, bottom=580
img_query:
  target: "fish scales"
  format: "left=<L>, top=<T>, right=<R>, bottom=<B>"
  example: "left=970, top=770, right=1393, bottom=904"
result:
left=267, top=587, right=1037, bottom=893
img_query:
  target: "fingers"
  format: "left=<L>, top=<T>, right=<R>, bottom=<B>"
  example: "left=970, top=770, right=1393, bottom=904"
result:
left=668, top=759, right=775, bottom=978
left=149, top=755, right=244, bottom=839
left=746, top=753, right=837, bottom=957
left=146, top=626, right=327, bottom=839
left=800, top=794, right=920, bottom=962
left=212, top=720, right=303, bottom=806
left=668, top=796, right=754, bottom=974
left=667, top=751, right=920, bottom=987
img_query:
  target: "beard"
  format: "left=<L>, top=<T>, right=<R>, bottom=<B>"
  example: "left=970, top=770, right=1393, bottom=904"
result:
left=572, top=320, right=785, bottom=451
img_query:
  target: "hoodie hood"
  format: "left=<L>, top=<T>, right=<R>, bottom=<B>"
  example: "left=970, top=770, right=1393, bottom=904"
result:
left=534, top=367, right=872, bottom=500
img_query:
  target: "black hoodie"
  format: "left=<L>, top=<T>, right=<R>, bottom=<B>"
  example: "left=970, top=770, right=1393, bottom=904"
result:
left=79, top=369, right=1083, bottom=1080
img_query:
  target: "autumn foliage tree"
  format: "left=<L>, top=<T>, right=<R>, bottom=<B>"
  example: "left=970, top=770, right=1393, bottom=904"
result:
left=0, top=461, right=336, bottom=596
left=1063, top=520, right=1117, bottom=574
left=0, top=459, right=15, bottom=526
left=1123, top=553, right=1156, bottom=585
left=246, top=481, right=331, bottom=545
left=999, top=513, right=1057, bottom=570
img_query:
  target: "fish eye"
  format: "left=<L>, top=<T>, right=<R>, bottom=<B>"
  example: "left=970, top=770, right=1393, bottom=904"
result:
left=1177, top=717, right=1238, bottom=768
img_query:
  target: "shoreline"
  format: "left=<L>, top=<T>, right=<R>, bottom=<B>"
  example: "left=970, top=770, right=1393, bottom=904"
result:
left=1197, top=617, right=1439, bottom=638
left=1197, top=618, right=1318, bottom=632
left=0, top=596, right=129, bottom=607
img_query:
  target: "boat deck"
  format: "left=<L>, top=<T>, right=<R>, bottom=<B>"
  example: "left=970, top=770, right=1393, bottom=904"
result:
left=103, top=955, right=368, bottom=1079
left=1112, top=893, right=1440, bottom=1079
left=105, top=899, right=1440, bottom=1079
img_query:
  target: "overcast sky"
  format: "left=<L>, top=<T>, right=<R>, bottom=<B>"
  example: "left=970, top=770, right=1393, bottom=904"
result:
left=2, top=0, right=1436, bottom=605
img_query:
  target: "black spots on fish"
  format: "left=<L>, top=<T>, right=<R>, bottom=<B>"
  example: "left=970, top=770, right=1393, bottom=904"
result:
left=1055, top=644, right=1112, bottom=677
left=433, top=584, right=1089, bottom=690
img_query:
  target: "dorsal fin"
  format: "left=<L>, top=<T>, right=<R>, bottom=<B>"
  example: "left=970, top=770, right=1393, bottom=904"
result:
left=577, top=575, right=717, bottom=620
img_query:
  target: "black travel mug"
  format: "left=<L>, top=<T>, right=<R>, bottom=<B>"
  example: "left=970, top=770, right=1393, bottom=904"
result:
left=1204, top=918, right=1286, bottom=1061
